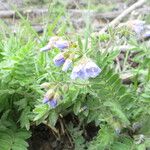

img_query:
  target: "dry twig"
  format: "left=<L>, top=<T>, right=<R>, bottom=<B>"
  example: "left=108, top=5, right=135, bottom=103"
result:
left=96, top=0, right=147, bottom=34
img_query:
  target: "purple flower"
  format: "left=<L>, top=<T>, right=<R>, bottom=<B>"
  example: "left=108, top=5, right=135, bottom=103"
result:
left=129, top=20, right=145, bottom=35
left=43, top=89, right=54, bottom=104
left=48, top=99, right=57, bottom=108
left=142, top=31, right=150, bottom=39
left=54, top=40, right=69, bottom=50
left=62, top=59, right=72, bottom=72
left=53, top=53, right=65, bottom=66
left=40, top=36, right=69, bottom=52
left=71, top=58, right=101, bottom=80
left=43, top=96, right=50, bottom=104
left=133, top=24, right=144, bottom=35
left=40, top=37, right=57, bottom=52
left=42, top=89, right=61, bottom=108
left=45, top=89, right=54, bottom=99
left=70, top=64, right=87, bottom=80
left=85, top=61, right=101, bottom=78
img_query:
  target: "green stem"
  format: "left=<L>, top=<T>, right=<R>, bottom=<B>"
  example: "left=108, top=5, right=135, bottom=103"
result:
left=147, top=67, right=150, bottom=82
left=123, top=48, right=130, bottom=71
left=48, top=81, right=90, bottom=86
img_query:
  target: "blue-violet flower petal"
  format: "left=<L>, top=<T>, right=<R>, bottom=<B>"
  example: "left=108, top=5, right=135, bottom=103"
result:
left=54, top=40, right=69, bottom=50
left=62, top=59, right=72, bottom=72
left=48, top=99, right=57, bottom=108
left=85, top=61, right=101, bottom=78
left=53, top=53, right=65, bottom=66
left=43, top=97, right=49, bottom=104
left=71, top=64, right=87, bottom=80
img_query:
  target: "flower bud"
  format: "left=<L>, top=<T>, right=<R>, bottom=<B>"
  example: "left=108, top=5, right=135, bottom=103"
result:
left=62, top=59, right=72, bottom=72
left=40, top=82, right=51, bottom=89
left=53, top=92, right=60, bottom=100
left=54, top=40, right=69, bottom=50
left=62, top=84, right=69, bottom=93
left=45, top=89, right=54, bottom=100
left=40, top=44, right=52, bottom=52
left=53, top=53, right=65, bottom=66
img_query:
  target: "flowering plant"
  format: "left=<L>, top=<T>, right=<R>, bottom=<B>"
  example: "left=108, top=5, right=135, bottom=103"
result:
left=0, top=9, right=150, bottom=150
left=39, top=36, right=102, bottom=109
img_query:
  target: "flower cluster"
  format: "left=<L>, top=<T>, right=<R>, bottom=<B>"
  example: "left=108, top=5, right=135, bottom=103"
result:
left=40, top=36, right=69, bottom=52
left=40, top=36, right=101, bottom=78
left=40, top=36, right=74, bottom=72
left=40, top=36, right=102, bottom=107
left=71, top=58, right=101, bottom=80
left=40, top=85, right=62, bottom=108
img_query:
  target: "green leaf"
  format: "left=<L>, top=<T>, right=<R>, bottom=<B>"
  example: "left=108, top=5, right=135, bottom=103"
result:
left=73, top=101, right=81, bottom=115
left=19, top=106, right=32, bottom=130
left=104, top=101, right=130, bottom=126
left=78, top=36, right=83, bottom=51
left=0, top=129, right=31, bottom=150
left=33, top=104, right=49, bottom=121
left=136, top=144, right=146, bottom=150
left=88, top=125, right=115, bottom=150
left=48, top=110, right=58, bottom=127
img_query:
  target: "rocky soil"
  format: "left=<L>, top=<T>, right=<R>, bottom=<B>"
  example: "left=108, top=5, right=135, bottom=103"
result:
left=0, top=0, right=149, bottom=33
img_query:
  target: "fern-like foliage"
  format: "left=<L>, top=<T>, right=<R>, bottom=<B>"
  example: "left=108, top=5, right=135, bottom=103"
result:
left=70, top=50, right=143, bottom=149
left=0, top=28, right=40, bottom=149
left=0, top=129, right=31, bottom=150
left=67, top=123, right=87, bottom=150
left=0, top=111, right=31, bottom=150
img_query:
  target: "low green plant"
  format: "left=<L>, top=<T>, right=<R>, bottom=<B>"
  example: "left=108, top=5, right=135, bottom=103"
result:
left=0, top=1, right=150, bottom=150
